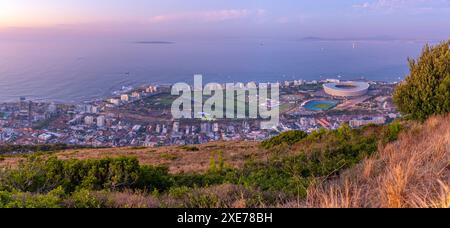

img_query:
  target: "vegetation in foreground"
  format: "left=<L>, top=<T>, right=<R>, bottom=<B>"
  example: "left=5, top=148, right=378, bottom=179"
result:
left=0, top=114, right=447, bottom=208
left=0, top=120, right=404, bottom=208
left=306, top=114, right=450, bottom=208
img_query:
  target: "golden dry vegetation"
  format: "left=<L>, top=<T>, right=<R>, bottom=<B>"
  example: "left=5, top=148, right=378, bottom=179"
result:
left=305, top=114, right=450, bottom=208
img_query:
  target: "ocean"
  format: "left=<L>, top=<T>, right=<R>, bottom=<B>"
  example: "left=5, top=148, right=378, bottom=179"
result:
left=0, top=38, right=427, bottom=103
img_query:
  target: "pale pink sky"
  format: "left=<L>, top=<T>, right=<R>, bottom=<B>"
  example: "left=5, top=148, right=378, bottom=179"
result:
left=1, top=0, right=449, bottom=40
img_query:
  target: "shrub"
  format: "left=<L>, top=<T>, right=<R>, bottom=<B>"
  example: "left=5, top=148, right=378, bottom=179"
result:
left=381, top=121, right=403, bottom=144
left=168, top=186, right=191, bottom=199
left=160, top=153, right=178, bottom=160
left=0, top=156, right=141, bottom=193
left=0, top=187, right=64, bottom=208
left=65, top=189, right=104, bottom=208
left=102, top=190, right=159, bottom=208
left=164, top=184, right=282, bottom=208
left=209, top=151, right=225, bottom=173
left=237, top=160, right=310, bottom=197
left=136, top=166, right=172, bottom=191
left=130, top=146, right=147, bottom=150
left=179, top=146, right=200, bottom=152
left=236, top=124, right=387, bottom=196
left=393, top=40, right=450, bottom=121
left=261, top=130, right=308, bottom=149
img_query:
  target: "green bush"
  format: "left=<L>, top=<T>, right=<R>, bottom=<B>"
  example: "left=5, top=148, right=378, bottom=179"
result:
left=65, top=189, right=104, bottom=208
left=235, top=124, right=387, bottom=195
left=0, top=187, right=64, bottom=208
left=136, top=166, right=172, bottom=191
left=393, top=40, right=450, bottom=121
left=185, top=192, right=220, bottom=208
left=160, top=153, right=178, bottom=160
left=261, top=130, right=308, bottom=149
left=164, top=184, right=280, bottom=208
left=179, top=146, right=200, bottom=152
left=168, top=186, right=191, bottom=199
left=209, top=151, right=225, bottom=173
left=0, top=155, right=232, bottom=197
left=0, top=156, right=141, bottom=193
left=381, top=121, right=403, bottom=144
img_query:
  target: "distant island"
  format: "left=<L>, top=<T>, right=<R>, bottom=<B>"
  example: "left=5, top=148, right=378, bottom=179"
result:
left=133, top=41, right=175, bottom=44
left=299, top=36, right=425, bottom=42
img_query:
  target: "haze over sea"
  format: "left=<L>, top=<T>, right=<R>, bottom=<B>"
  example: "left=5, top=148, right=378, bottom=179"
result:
left=0, top=38, right=428, bottom=103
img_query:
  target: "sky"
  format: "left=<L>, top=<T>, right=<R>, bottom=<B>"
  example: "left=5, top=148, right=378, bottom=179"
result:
left=0, top=0, right=449, bottom=41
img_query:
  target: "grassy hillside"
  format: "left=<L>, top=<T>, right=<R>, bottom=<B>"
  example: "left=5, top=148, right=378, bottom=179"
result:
left=0, top=115, right=448, bottom=208
left=0, top=141, right=264, bottom=174
left=306, top=114, right=450, bottom=208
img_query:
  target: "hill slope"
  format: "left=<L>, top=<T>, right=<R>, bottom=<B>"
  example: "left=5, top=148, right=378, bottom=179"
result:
left=0, top=115, right=448, bottom=208
left=0, top=141, right=262, bottom=174
left=306, top=114, right=450, bottom=208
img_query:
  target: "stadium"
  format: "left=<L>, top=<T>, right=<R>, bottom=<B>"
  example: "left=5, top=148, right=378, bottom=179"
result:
left=323, top=81, right=370, bottom=97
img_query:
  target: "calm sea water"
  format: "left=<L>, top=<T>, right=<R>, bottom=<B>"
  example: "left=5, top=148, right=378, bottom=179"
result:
left=0, top=39, right=426, bottom=103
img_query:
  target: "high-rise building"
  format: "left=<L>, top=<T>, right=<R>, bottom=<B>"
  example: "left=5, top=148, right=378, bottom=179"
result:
left=146, top=85, right=157, bottom=93
left=97, top=116, right=105, bottom=128
left=213, top=123, right=220, bottom=132
left=173, top=122, right=180, bottom=133
left=84, top=116, right=94, bottom=125
left=201, top=122, right=211, bottom=133
left=48, top=103, right=57, bottom=113
left=28, top=101, right=33, bottom=127
left=18, top=97, right=29, bottom=120
left=77, top=104, right=98, bottom=114
left=91, top=106, right=98, bottom=114
left=121, top=94, right=129, bottom=102
left=131, top=92, right=141, bottom=99
left=19, top=97, right=26, bottom=111
left=108, top=98, right=120, bottom=106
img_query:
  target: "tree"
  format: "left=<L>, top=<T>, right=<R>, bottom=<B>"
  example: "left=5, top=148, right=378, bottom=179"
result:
left=393, top=40, right=450, bottom=121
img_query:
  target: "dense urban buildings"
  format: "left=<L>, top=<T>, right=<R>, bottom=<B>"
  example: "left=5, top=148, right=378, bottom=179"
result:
left=0, top=79, right=399, bottom=150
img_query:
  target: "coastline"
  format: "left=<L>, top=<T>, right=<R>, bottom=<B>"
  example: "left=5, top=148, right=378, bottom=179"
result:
left=0, top=78, right=394, bottom=106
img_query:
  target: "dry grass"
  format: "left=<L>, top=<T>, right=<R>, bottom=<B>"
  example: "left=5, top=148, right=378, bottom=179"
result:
left=98, top=190, right=160, bottom=208
left=0, top=141, right=265, bottom=174
left=305, top=114, right=450, bottom=208
left=69, top=184, right=289, bottom=208
left=161, top=184, right=289, bottom=208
